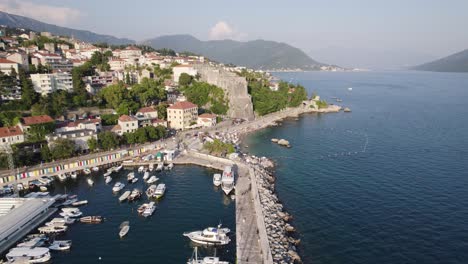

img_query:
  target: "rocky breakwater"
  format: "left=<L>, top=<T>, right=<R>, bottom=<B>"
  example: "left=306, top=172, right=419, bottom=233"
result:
left=245, top=156, right=301, bottom=263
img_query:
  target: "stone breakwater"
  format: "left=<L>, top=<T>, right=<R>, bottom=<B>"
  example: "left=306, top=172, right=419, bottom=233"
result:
left=245, top=156, right=301, bottom=263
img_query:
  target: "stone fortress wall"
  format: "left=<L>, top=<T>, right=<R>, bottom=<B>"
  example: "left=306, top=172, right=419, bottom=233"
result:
left=194, top=65, right=255, bottom=121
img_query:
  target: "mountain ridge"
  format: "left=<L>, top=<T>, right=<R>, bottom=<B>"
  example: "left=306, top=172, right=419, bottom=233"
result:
left=142, top=34, right=326, bottom=70
left=0, top=11, right=134, bottom=45
left=412, top=49, right=468, bottom=72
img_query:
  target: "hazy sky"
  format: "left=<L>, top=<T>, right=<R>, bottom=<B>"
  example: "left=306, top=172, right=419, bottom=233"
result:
left=1, top=0, right=467, bottom=69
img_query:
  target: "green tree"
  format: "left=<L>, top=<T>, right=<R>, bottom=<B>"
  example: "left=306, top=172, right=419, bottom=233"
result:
left=131, top=77, right=166, bottom=106
left=178, top=73, right=193, bottom=86
left=155, top=103, right=168, bottom=119
left=97, top=131, right=120, bottom=150
left=87, top=137, right=98, bottom=152
left=19, top=68, right=39, bottom=107
left=50, top=138, right=76, bottom=159
left=40, top=146, right=52, bottom=162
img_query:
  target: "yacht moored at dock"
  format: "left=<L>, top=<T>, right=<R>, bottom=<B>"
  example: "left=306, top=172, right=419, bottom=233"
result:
left=6, top=247, right=51, bottom=263
left=183, top=224, right=231, bottom=245
left=221, top=166, right=235, bottom=195
left=49, top=240, right=72, bottom=251
left=154, top=184, right=166, bottom=199
left=142, top=202, right=156, bottom=217
left=213, top=174, right=222, bottom=187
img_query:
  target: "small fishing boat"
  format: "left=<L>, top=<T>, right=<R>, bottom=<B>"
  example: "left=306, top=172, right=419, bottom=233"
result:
left=154, top=184, right=166, bottom=199
left=71, top=200, right=88, bottom=206
left=119, top=191, right=131, bottom=202
left=131, top=177, right=138, bottom=184
left=138, top=166, right=145, bottom=173
left=165, top=163, right=174, bottom=170
left=146, top=185, right=157, bottom=198
left=16, top=183, right=24, bottom=191
left=105, top=176, right=112, bottom=184
left=137, top=203, right=149, bottom=214
left=128, top=189, right=142, bottom=201
left=114, top=164, right=123, bottom=172
left=103, top=171, right=112, bottom=177
left=59, top=208, right=82, bottom=218
left=147, top=176, right=158, bottom=184
left=6, top=247, right=51, bottom=263
left=148, top=163, right=154, bottom=171
left=187, top=247, right=229, bottom=264
left=213, top=174, right=222, bottom=187
left=119, top=221, right=130, bottom=238
left=143, top=171, right=150, bottom=181
left=92, top=166, right=99, bottom=172
left=46, top=217, right=75, bottom=225
left=80, top=216, right=103, bottom=224
left=142, top=202, right=156, bottom=217
left=112, top=182, right=125, bottom=192
left=87, top=178, right=94, bottom=186
left=183, top=224, right=231, bottom=245
left=156, top=163, right=163, bottom=172
left=38, top=225, right=68, bottom=234
left=49, top=240, right=72, bottom=251
left=57, top=174, right=68, bottom=182
left=127, top=172, right=135, bottom=182
left=70, top=171, right=78, bottom=179
left=39, top=186, right=48, bottom=192
left=83, top=168, right=91, bottom=175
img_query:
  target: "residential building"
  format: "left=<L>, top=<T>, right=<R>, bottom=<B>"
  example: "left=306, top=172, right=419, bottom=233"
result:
left=167, top=101, right=198, bottom=130
left=7, top=52, right=29, bottom=71
left=119, top=46, right=142, bottom=59
left=173, top=65, right=197, bottom=82
left=46, top=129, right=97, bottom=151
left=0, top=126, right=24, bottom=148
left=0, top=58, right=19, bottom=75
left=32, top=52, right=62, bottom=66
left=58, top=44, right=70, bottom=51
left=43, top=43, right=55, bottom=53
left=109, top=58, right=125, bottom=71
left=55, top=118, right=102, bottom=133
left=19, top=115, right=54, bottom=133
left=30, top=72, right=73, bottom=95
left=118, top=115, right=138, bottom=134
left=197, top=113, right=217, bottom=127
left=40, top=32, right=52, bottom=37
left=136, top=106, right=158, bottom=119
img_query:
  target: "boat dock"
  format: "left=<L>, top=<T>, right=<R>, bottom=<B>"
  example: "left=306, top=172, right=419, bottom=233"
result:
left=174, top=151, right=271, bottom=263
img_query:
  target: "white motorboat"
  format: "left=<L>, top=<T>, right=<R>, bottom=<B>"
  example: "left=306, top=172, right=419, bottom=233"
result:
left=103, top=171, right=112, bottom=177
left=142, top=202, right=156, bottom=217
left=128, top=189, right=142, bottom=201
left=38, top=176, right=53, bottom=186
left=131, top=177, right=138, bottom=184
left=112, top=182, right=125, bottom=192
left=156, top=163, right=163, bottom=172
left=39, top=186, right=48, bottom=192
left=70, top=171, right=78, bottom=179
left=221, top=166, right=235, bottom=195
left=187, top=247, right=229, bottom=264
left=60, top=208, right=82, bottom=218
left=61, top=207, right=80, bottom=213
left=83, top=168, right=91, bottom=175
left=114, top=164, right=123, bottom=172
left=57, top=174, right=68, bottom=182
left=49, top=240, right=72, bottom=251
left=92, top=166, right=99, bottom=172
left=213, top=174, right=222, bottom=187
left=72, top=200, right=88, bottom=206
left=119, top=221, right=130, bottom=238
left=154, top=184, right=166, bottom=199
left=17, top=183, right=24, bottom=191
left=138, top=166, right=145, bottom=173
left=119, top=190, right=131, bottom=202
left=45, top=217, right=74, bottom=226
left=80, top=216, right=103, bottom=224
left=38, top=225, right=68, bottom=234
left=183, top=224, right=231, bottom=245
left=148, top=163, right=154, bottom=171
left=127, top=172, right=135, bottom=182
left=147, top=176, right=159, bottom=184
left=87, top=178, right=94, bottom=186
left=17, top=235, right=48, bottom=248
left=165, top=163, right=174, bottom=170
left=143, top=171, right=150, bottom=180
left=146, top=185, right=157, bottom=198
left=6, top=247, right=51, bottom=263
left=137, top=203, right=149, bottom=214
left=105, top=176, right=112, bottom=184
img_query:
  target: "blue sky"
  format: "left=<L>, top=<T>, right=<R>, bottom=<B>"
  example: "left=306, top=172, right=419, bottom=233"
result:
left=1, top=0, right=467, bottom=69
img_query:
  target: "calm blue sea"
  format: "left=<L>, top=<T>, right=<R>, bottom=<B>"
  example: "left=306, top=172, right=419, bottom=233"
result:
left=243, top=71, right=468, bottom=264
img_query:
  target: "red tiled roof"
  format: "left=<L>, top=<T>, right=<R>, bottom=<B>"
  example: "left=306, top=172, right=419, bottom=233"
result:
left=0, top=58, right=17, bottom=64
left=118, top=115, right=136, bottom=122
left=151, top=119, right=166, bottom=124
left=198, top=113, right=216, bottom=119
left=0, top=126, right=23, bottom=138
left=138, top=106, right=156, bottom=113
left=21, top=115, right=54, bottom=126
left=168, top=101, right=198, bottom=110
left=111, top=124, right=122, bottom=132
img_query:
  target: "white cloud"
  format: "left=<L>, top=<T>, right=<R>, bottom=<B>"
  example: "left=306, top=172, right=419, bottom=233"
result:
left=0, top=0, right=81, bottom=26
left=209, top=21, right=246, bottom=40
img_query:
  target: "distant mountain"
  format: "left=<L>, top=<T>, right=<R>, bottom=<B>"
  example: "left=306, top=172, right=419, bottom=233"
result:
left=143, top=35, right=325, bottom=70
left=0, top=11, right=134, bottom=45
left=412, top=49, right=468, bottom=73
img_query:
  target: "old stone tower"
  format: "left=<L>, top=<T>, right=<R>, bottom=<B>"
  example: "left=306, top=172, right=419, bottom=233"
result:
left=194, top=65, right=255, bottom=121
